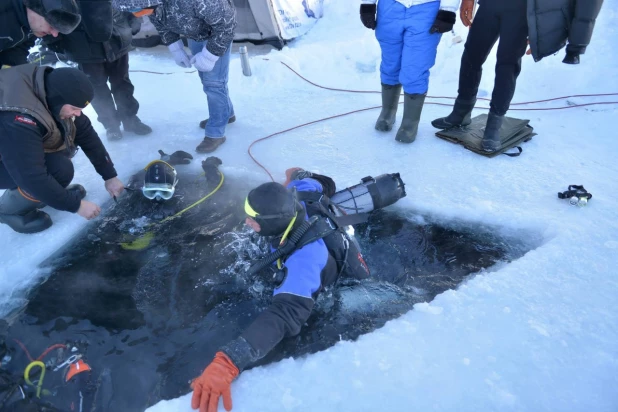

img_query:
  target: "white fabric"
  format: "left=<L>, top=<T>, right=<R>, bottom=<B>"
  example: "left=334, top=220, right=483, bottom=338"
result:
left=270, top=0, right=324, bottom=40
left=361, top=0, right=460, bottom=12
left=190, top=46, right=220, bottom=72
left=167, top=40, right=192, bottom=68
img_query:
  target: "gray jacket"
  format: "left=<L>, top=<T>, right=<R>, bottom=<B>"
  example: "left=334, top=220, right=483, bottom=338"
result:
left=149, top=0, right=236, bottom=57
left=527, top=0, right=604, bottom=61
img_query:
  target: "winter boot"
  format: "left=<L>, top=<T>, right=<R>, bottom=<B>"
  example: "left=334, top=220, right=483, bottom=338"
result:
left=0, top=189, right=52, bottom=234
left=481, top=112, right=504, bottom=152
left=395, top=93, right=426, bottom=144
left=431, top=97, right=477, bottom=129
left=199, top=115, right=236, bottom=129
left=106, top=126, right=123, bottom=141
left=123, top=116, right=152, bottom=135
left=375, top=84, right=402, bottom=132
left=196, top=136, right=226, bottom=153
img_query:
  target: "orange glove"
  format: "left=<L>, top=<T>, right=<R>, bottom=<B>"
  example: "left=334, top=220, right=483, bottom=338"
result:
left=460, top=0, right=475, bottom=27
left=191, top=352, right=239, bottom=412
left=283, top=167, right=304, bottom=186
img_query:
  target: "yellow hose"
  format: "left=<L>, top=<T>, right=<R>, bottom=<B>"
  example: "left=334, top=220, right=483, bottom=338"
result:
left=24, top=361, right=46, bottom=398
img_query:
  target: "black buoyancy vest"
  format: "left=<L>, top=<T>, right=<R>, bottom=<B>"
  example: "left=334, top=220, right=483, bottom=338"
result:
left=296, top=191, right=370, bottom=280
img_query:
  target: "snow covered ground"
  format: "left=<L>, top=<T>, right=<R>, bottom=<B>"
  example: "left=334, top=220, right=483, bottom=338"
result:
left=2, top=0, right=618, bottom=411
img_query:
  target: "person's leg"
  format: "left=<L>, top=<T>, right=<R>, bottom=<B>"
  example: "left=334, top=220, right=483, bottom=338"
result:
left=108, top=55, right=138, bottom=121
left=80, top=62, right=121, bottom=137
left=375, top=0, right=406, bottom=87
left=457, top=3, right=501, bottom=101
left=431, top=3, right=501, bottom=129
left=189, top=39, right=234, bottom=153
left=374, top=0, right=406, bottom=132
left=0, top=152, right=74, bottom=234
left=44, top=152, right=75, bottom=188
left=399, top=1, right=441, bottom=95
left=0, top=161, right=18, bottom=190
left=395, top=1, right=440, bottom=143
left=489, top=4, right=529, bottom=116
left=481, top=2, right=528, bottom=152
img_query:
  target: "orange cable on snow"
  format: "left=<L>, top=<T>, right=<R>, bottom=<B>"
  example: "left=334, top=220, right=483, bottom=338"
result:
left=129, top=61, right=618, bottom=179
left=277, top=61, right=618, bottom=106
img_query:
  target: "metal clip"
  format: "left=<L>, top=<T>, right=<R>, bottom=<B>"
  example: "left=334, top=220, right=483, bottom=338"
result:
left=53, top=354, right=81, bottom=372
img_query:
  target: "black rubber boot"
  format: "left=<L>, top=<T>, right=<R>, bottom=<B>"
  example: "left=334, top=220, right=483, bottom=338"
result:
left=199, top=115, right=236, bottom=129
left=0, top=189, right=52, bottom=234
left=375, top=84, right=402, bottom=132
left=123, top=116, right=152, bottom=135
left=395, top=93, right=426, bottom=144
left=481, top=112, right=504, bottom=152
left=431, top=97, right=477, bottom=129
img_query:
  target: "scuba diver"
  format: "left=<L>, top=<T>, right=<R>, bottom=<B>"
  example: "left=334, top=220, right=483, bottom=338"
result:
left=190, top=167, right=406, bottom=412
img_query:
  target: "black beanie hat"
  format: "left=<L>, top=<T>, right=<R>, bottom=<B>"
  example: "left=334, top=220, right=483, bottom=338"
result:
left=246, top=182, right=301, bottom=236
left=24, top=0, right=81, bottom=35
left=44, top=68, right=95, bottom=116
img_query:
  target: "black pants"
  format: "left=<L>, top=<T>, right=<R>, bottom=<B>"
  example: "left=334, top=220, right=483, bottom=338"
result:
left=457, top=0, right=528, bottom=116
left=80, top=53, right=139, bottom=130
left=0, top=152, right=74, bottom=190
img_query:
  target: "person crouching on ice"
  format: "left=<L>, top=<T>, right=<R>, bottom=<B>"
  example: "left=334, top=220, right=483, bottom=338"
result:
left=0, top=65, right=124, bottom=234
left=360, top=0, right=459, bottom=143
left=190, top=168, right=371, bottom=412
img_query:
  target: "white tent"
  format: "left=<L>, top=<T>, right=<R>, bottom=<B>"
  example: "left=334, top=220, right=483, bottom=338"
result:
left=132, top=0, right=324, bottom=49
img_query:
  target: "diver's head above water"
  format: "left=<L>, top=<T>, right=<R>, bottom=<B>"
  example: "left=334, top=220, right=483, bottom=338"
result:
left=244, top=182, right=302, bottom=237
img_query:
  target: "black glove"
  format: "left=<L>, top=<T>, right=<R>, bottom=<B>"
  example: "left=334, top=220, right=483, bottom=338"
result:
left=430, top=10, right=456, bottom=34
left=563, top=45, right=584, bottom=65
left=202, top=156, right=223, bottom=183
left=158, top=149, right=193, bottom=165
left=360, top=4, right=377, bottom=30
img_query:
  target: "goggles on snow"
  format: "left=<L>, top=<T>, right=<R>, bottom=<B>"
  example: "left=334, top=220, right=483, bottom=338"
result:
left=557, top=185, right=592, bottom=207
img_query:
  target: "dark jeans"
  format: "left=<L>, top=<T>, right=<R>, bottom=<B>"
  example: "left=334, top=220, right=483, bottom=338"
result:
left=81, top=53, right=139, bottom=130
left=457, top=0, right=528, bottom=116
left=0, top=152, right=74, bottom=190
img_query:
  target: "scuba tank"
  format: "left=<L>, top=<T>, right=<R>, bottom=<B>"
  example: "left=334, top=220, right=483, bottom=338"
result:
left=330, top=173, right=406, bottom=215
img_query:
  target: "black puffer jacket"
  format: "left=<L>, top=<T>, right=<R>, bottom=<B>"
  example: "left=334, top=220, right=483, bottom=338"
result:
left=527, top=0, right=604, bottom=61
left=0, top=0, right=31, bottom=56
left=45, top=2, right=133, bottom=64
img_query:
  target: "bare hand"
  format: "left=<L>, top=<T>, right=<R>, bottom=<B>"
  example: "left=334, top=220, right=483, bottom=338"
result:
left=105, top=177, right=124, bottom=198
left=526, top=39, right=532, bottom=55
left=460, top=0, right=475, bottom=27
left=77, top=200, right=101, bottom=220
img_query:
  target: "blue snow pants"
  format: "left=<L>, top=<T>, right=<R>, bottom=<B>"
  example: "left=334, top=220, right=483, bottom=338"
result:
left=376, top=0, right=441, bottom=94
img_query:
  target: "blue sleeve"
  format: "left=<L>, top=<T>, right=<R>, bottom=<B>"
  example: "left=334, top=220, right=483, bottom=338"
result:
left=274, top=240, right=328, bottom=299
left=286, top=178, right=323, bottom=193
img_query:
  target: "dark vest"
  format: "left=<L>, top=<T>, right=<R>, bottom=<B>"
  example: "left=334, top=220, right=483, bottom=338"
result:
left=0, top=64, right=77, bottom=154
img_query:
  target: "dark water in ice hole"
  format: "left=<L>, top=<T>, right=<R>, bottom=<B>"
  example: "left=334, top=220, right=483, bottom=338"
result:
left=0, top=172, right=540, bottom=411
